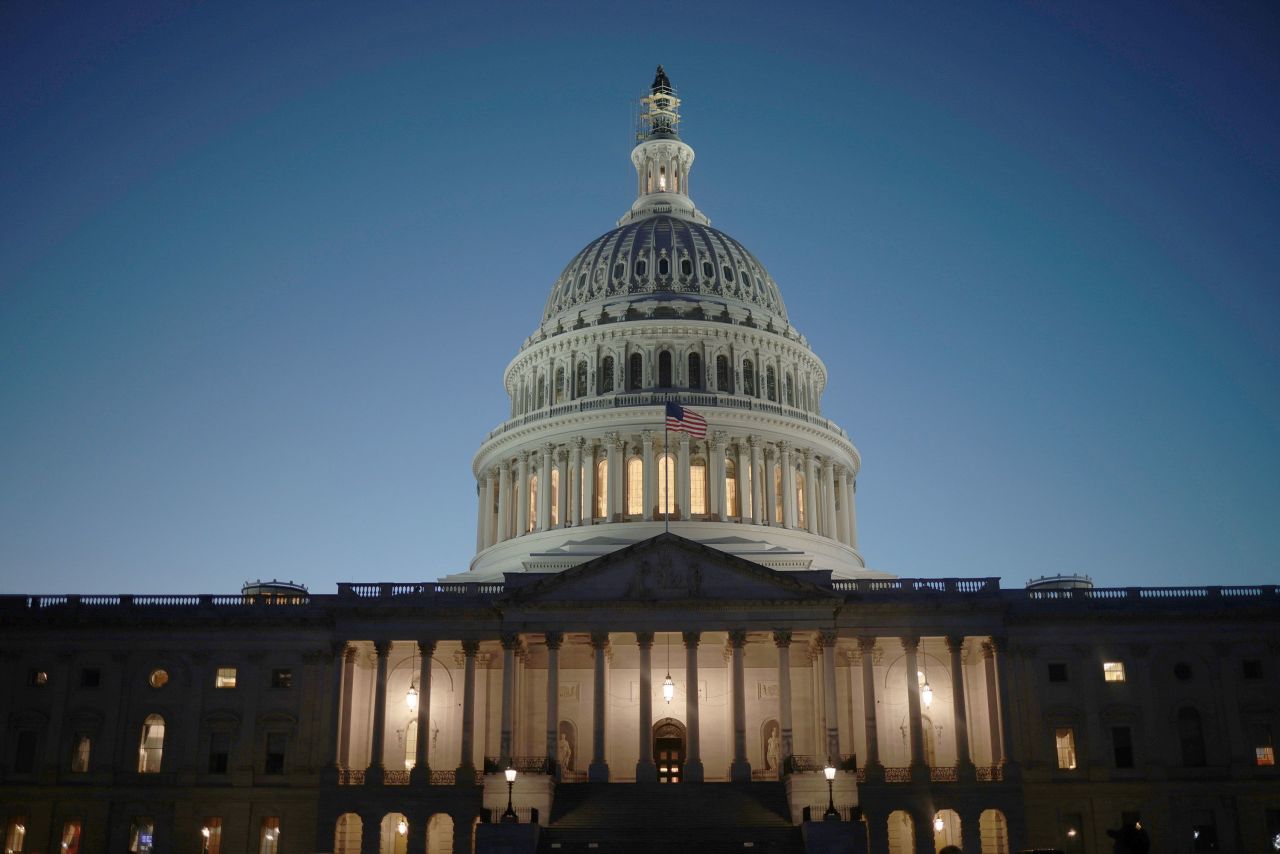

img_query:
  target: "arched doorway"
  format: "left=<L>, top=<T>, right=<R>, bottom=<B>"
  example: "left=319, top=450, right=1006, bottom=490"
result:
left=653, top=718, right=687, bottom=783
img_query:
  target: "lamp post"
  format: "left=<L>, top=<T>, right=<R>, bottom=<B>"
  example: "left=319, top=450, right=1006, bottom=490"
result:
left=502, top=765, right=519, bottom=822
left=823, top=762, right=840, bottom=821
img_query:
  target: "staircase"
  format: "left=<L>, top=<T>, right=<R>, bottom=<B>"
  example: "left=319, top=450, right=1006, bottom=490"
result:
left=537, top=782, right=803, bottom=854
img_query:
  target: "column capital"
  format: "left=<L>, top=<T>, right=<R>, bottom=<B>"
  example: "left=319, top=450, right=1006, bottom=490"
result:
left=857, top=636, right=877, bottom=654
left=834, top=463, right=847, bottom=479
left=519, top=450, right=532, bottom=463
left=500, top=459, right=513, bottom=474
left=746, top=434, right=760, bottom=449
left=899, top=635, right=920, bottom=653
left=417, top=639, right=437, bottom=657
left=605, top=431, right=623, bottom=450
left=556, top=447, right=569, bottom=463
left=818, top=629, right=838, bottom=648
left=543, top=442, right=555, bottom=456
left=772, top=629, right=793, bottom=648
left=461, top=640, right=481, bottom=656
left=710, top=430, right=728, bottom=449
left=330, top=640, right=349, bottom=659
left=500, top=633, right=520, bottom=651
left=980, top=640, right=996, bottom=659
left=778, top=440, right=792, bottom=454
left=944, top=635, right=966, bottom=654
left=821, top=457, right=835, bottom=473
left=544, top=631, right=564, bottom=650
left=589, top=631, right=610, bottom=650
left=373, top=639, right=392, bottom=657
left=487, top=467, right=500, bottom=482
left=727, top=630, right=748, bottom=649
left=987, top=634, right=1009, bottom=654
left=678, top=433, right=690, bottom=448
left=682, top=630, right=701, bottom=649
left=635, top=631, right=655, bottom=648
left=573, top=436, right=586, bottom=452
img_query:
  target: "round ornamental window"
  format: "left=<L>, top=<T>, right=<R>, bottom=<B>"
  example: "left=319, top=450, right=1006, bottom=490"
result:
left=149, top=669, right=169, bottom=688
left=1173, top=662, right=1192, bottom=681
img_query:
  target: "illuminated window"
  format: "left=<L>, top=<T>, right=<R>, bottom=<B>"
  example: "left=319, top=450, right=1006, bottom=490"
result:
left=795, top=472, right=806, bottom=528
left=61, top=819, right=82, bottom=854
left=258, top=818, right=280, bottom=854
left=550, top=468, right=560, bottom=527
left=725, top=459, right=739, bottom=518
left=656, top=454, right=676, bottom=516
left=148, top=669, right=168, bottom=688
left=201, top=818, right=223, bottom=854
left=129, top=817, right=154, bottom=853
left=690, top=461, right=707, bottom=515
left=215, top=668, right=237, bottom=688
left=527, top=473, right=538, bottom=532
left=1102, top=662, right=1125, bottom=683
left=71, top=733, right=91, bottom=773
left=1055, top=727, right=1077, bottom=769
left=626, top=457, right=644, bottom=515
left=594, top=459, right=608, bottom=518
left=271, top=669, right=292, bottom=689
left=405, top=718, right=417, bottom=770
left=1254, top=725, right=1275, bottom=766
left=4, top=818, right=26, bottom=854
left=137, top=714, right=165, bottom=773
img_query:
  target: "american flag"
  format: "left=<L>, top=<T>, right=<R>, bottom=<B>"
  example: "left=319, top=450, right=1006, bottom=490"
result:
left=665, top=402, right=708, bottom=438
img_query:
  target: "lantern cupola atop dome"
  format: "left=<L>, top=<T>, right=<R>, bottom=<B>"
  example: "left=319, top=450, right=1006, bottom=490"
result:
left=621, top=66, right=708, bottom=226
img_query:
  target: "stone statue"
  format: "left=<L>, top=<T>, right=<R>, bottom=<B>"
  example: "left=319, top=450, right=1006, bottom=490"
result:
left=558, top=731, right=573, bottom=771
left=766, top=725, right=780, bottom=770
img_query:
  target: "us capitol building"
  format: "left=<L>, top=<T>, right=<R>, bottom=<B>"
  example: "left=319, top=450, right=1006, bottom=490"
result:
left=2, top=68, right=1278, bottom=854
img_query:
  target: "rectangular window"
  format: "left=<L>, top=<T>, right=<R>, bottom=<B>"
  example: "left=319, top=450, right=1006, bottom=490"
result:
left=27, top=668, right=48, bottom=687
left=202, top=817, right=223, bottom=854
left=13, top=730, right=37, bottom=773
left=264, top=732, right=287, bottom=774
left=1055, top=727, right=1077, bottom=769
left=626, top=458, right=643, bottom=515
left=80, top=667, right=101, bottom=688
left=61, top=819, right=82, bottom=854
left=129, top=817, right=155, bottom=853
left=1103, top=661, right=1126, bottom=682
left=215, top=667, right=237, bottom=688
left=1253, top=724, right=1274, bottom=766
left=259, top=817, right=280, bottom=854
left=690, top=462, right=707, bottom=515
left=1112, top=726, right=1134, bottom=768
left=71, top=733, right=92, bottom=773
left=1048, top=662, right=1068, bottom=683
left=208, top=731, right=230, bottom=774
left=1243, top=659, right=1263, bottom=680
left=271, top=669, right=292, bottom=689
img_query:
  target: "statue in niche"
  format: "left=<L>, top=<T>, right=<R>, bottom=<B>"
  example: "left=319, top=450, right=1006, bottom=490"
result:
left=764, top=720, right=781, bottom=770
left=558, top=722, right=576, bottom=772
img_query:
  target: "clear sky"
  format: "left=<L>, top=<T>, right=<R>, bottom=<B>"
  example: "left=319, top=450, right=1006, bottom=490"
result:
left=2, top=1, right=1278, bottom=594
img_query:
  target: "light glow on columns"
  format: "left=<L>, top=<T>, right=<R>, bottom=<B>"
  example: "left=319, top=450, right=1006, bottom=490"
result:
left=406, top=683, right=419, bottom=713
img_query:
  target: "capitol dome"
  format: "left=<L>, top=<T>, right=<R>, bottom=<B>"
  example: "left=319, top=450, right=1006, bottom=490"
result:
left=459, top=67, right=888, bottom=583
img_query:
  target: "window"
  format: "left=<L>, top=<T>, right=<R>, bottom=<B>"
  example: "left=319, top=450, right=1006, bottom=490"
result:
left=690, top=461, right=707, bottom=515
left=722, top=264, right=734, bottom=282
left=1178, top=707, right=1206, bottom=767
left=527, top=473, right=538, bottom=532
left=264, top=732, right=287, bottom=774
left=795, top=472, right=806, bottom=528
left=201, top=818, right=223, bottom=854
left=550, top=468, right=560, bottom=527
left=71, top=733, right=91, bottom=773
left=784, top=373, right=794, bottom=406
left=148, top=669, right=169, bottom=688
left=259, top=817, right=280, bottom=854
left=554, top=367, right=565, bottom=404
left=658, top=256, right=670, bottom=276
left=594, top=459, right=608, bottom=518
left=766, top=366, right=777, bottom=401
left=215, top=667, right=237, bottom=688
left=80, top=667, right=101, bottom=688
left=138, top=714, right=165, bottom=773
left=129, top=817, right=155, bottom=853
left=575, top=361, right=587, bottom=398
left=1048, top=663, right=1068, bottom=683
left=742, top=359, right=755, bottom=396
left=1243, top=659, right=1263, bottom=680
left=271, top=669, right=292, bottom=689
left=626, top=457, right=644, bottom=516
left=716, top=355, right=730, bottom=391
left=1253, top=724, right=1275, bottom=766
left=614, top=261, right=625, bottom=279
left=680, top=257, right=692, bottom=277
left=725, top=459, right=739, bottom=518
left=5, top=818, right=27, bottom=854
left=1111, top=726, right=1134, bottom=768
left=60, top=820, right=82, bottom=854
left=405, top=718, right=418, bottom=770
left=27, top=668, right=48, bottom=687
left=635, top=258, right=647, bottom=278
left=658, top=350, right=672, bottom=387
left=599, top=356, right=614, bottom=394
left=702, top=260, right=714, bottom=279
left=656, top=453, right=675, bottom=516
left=629, top=353, right=643, bottom=390
left=13, top=730, right=37, bottom=773
left=208, top=730, right=230, bottom=774
left=536, top=376, right=546, bottom=409
left=687, top=353, right=702, bottom=389
left=1103, top=661, right=1126, bottom=682
left=1054, top=727, right=1077, bottom=769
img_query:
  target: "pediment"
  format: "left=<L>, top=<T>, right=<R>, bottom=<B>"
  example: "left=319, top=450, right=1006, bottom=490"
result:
left=500, top=533, right=839, bottom=606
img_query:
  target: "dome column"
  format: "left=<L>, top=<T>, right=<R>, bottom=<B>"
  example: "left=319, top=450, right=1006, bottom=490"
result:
left=496, top=462, right=512, bottom=543
left=780, top=442, right=796, bottom=528
left=821, top=458, right=837, bottom=539
left=538, top=444, right=554, bottom=531
left=556, top=447, right=569, bottom=527
left=582, top=440, right=597, bottom=525
left=710, top=431, right=727, bottom=520
left=803, top=450, right=819, bottom=534
left=474, top=480, right=485, bottom=553
left=569, top=440, right=582, bottom=526
left=846, top=475, right=859, bottom=548
left=642, top=430, right=657, bottom=521
left=484, top=469, right=499, bottom=548
left=834, top=466, right=849, bottom=546
left=737, top=439, right=752, bottom=523
left=677, top=434, right=691, bottom=520
left=516, top=452, right=531, bottom=536
left=606, top=433, right=623, bottom=521
left=764, top=444, right=778, bottom=525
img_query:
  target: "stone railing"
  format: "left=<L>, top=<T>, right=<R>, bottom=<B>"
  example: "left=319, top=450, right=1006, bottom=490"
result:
left=383, top=770, right=410, bottom=786
left=830, top=578, right=999, bottom=594
left=3, top=593, right=311, bottom=609
left=338, top=769, right=365, bottom=785
left=930, top=766, right=959, bottom=782
left=337, top=582, right=504, bottom=599
left=976, top=764, right=1004, bottom=782
left=483, top=756, right=550, bottom=775
left=1019, top=585, right=1280, bottom=602
left=883, top=767, right=912, bottom=783
left=429, top=770, right=457, bottom=785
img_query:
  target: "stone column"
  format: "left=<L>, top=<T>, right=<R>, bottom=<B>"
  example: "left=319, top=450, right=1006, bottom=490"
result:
left=683, top=631, right=704, bottom=781
left=516, top=452, right=530, bottom=536
left=605, top=432, right=622, bottom=521
left=946, top=635, right=974, bottom=777
left=569, top=441, right=582, bottom=526
left=846, top=475, right=858, bottom=548
left=538, top=445, right=553, bottom=531
left=960, top=811, right=983, bottom=854
left=833, top=466, right=849, bottom=545
left=857, top=637, right=881, bottom=774
left=774, top=631, right=794, bottom=764
left=677, top=434, right=691, bottom=520
left=545, top=632, right=562, bottom=778
left=642, top=430, right=657, bottom=521
left=367, top=640, right=391, bottom=784
left=803, top=451, right=819, bottom=534
left=739, top=440, right=754, bottom=523
left=589, top=632, right=610, bottom=781
left=457, top=641, right=479, bottom=781
left=500, top=634, right=518, bottom=764
left=556, top=448, right=569, bottom=527
left=763, top=445, right=777, bottom=525
left=820, top=630, right=841, bottom=761
left=821, top=459, right=836, bottom=538
left=484, top=469, right=499, bottom=548
left=495, top=462, right=511, bottom=543
left=406, top=817, right=425, bottom=854
left=984, top=636, right=1016, bottom=771
left=475, top=479, right=486, bottom=553
left=410, top=640, right=435, bottom=784
left=729, top=630, right=751, bottom=781
left=711, top=431, right=727, bottom=520
left=901, top=636, right=927, bottom=779
left=779, top=442, right=796, bottom=528
left=339, top=647, right=357, bottom=768
left=582, top=441, right=596, bottom=525
left=636, top=632, right=657, bottom=782
left=324, top=641, right=349, bottom=779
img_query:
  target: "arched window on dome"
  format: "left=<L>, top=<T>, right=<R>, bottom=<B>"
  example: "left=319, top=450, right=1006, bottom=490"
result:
left=550, top=468, right=560, bottom=527
left=656, top=453, right=676, bottom=517
left=527, top=473, right=538, bottom=533
left=600, top=356, right=615, bottom=394
left=575, top=362, right=588, bottom=398
left=725, top=458, right=739, bottom=518
left=716, top=356, right=731, bottom=392
left=766, top=366, right=777, bottom=402
left=629, top=353, right=644, bottom=391
left=658, top=164, right=667, bottom=192
left=680, top=257, right=692, bottom=277
left=795, top=471, right=806, bottom=529
left=784, top=373, right=795, bottom=407
left=688, top=353, right=702, bottom=390
left=702, top=260, right=714, bottom=279
left=626, top=457, right=644, bottom=516
left=658, top=256, right=670, bottom=277
left=723, top=265, right=735, bottom=283
left=614, top=260, right=626, bottom=280
left=595, top=459, right=608, bottom=519
left=742, top=359, right=756, bottom=396
left=690, top=458, right=707, bottom=516
left=555, top=367, right=566, bottom=405
left=537, top=377, right=546, bottom=410
left=658, top=351, right=673, bottom=388
left=635, top=258, right=647, bottom=278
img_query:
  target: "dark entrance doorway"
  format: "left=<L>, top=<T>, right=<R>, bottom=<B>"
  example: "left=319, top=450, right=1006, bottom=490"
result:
left=653, top=718, right=686, bottom=784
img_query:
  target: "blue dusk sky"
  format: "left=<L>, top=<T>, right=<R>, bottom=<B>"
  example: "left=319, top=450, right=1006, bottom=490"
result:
left=2, top=2, right=1278, bottom=594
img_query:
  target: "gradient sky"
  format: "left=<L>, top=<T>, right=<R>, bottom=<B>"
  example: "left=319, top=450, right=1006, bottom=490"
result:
left=2, top=2, right=1278, bottom=594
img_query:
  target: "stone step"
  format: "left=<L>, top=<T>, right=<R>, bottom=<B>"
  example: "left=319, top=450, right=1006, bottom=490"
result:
left=548, top=782, right=794, bottom=830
